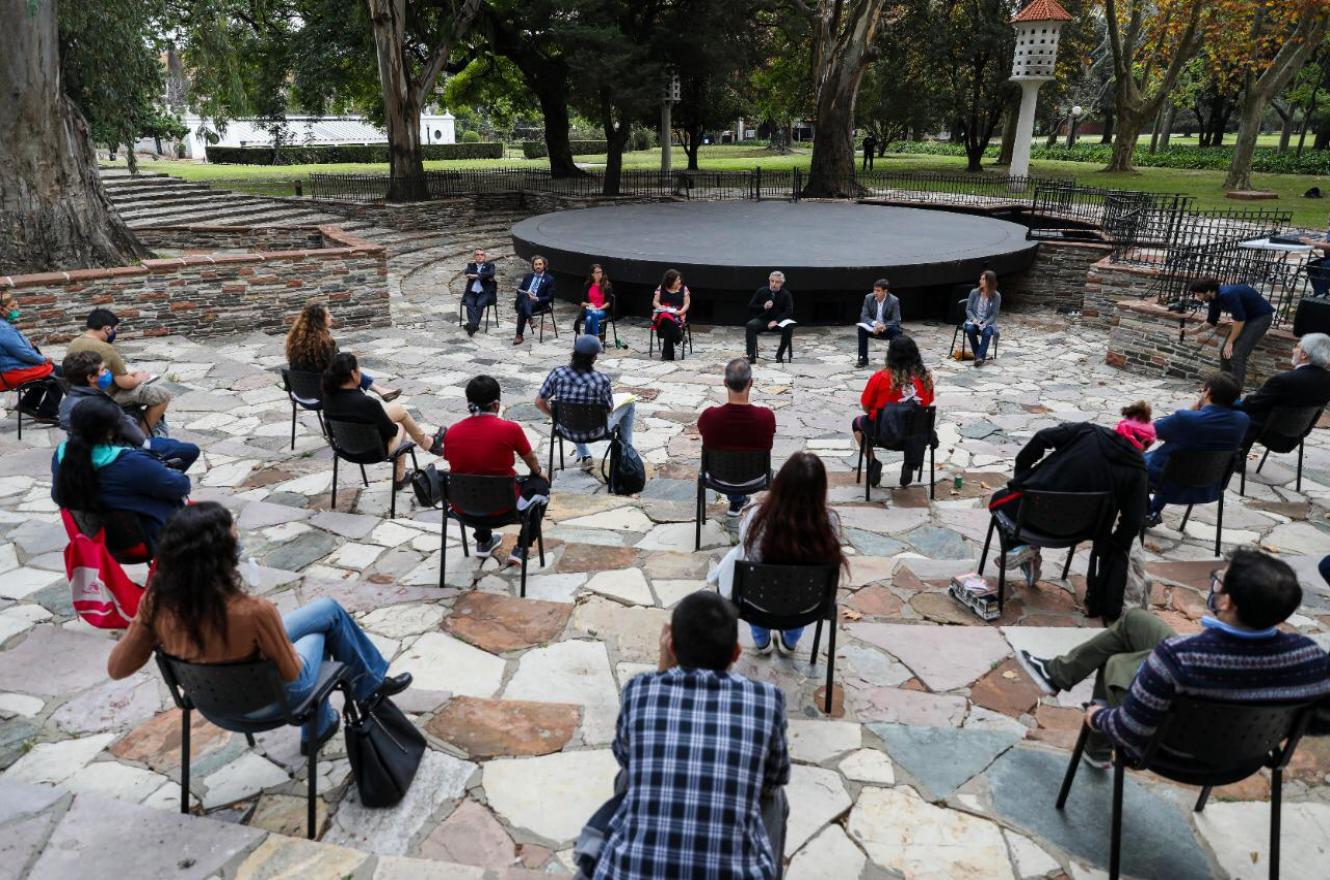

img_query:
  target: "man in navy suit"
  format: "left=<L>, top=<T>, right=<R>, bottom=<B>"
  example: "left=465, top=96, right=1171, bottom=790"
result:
left=514, top=255, right=555, bottom=345
left=461, top=248, right=497, bottom=337
left=1143, top=373, right=1249, bottom=528
left=1238, top=333, right=1330, bottom=446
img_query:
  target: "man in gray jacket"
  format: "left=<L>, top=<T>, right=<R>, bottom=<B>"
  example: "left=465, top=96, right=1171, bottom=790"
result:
left=856, top=279, right=901, bottom=368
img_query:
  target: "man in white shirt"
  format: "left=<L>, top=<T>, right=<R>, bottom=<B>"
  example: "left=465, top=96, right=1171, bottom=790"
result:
left=462, top=249, right=496, bottom=336
left=855, top=279, right=901, bottom=368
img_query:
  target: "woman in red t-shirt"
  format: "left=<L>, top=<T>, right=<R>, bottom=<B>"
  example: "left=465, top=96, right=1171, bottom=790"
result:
left=851, top=335, right=935, bottom=488
left=576, top=264, right=614, bottom=339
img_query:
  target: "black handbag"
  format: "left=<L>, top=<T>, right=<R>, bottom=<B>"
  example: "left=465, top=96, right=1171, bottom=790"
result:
left=411, top=462, right=444, bottom=508
left=343, top=695, right=426, bottom=808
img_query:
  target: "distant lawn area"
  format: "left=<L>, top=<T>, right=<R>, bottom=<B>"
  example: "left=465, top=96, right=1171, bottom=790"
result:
left=102, top=141, right=1330, bottom=227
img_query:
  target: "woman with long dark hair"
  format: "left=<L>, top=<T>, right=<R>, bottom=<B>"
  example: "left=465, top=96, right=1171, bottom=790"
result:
left=735, top=451, right=846, bottom=655
left=576, top=264, right=614, bottom=340
left=963, top=269, right=1001, bottom=366
left=52, top=395, right=190, bottom=553
left=321, top=353, right=443, bottom=485
left=286, top=302, right=400, bottom=401
left=651, top=269, right=691, bottom=361
left=851, top=334, right=935, bottom=488
left=107, top=502, right=410, bottom=751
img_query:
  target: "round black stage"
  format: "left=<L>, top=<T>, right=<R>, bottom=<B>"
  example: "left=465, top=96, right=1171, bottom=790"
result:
left=510, top=201, right=1039, bottom=325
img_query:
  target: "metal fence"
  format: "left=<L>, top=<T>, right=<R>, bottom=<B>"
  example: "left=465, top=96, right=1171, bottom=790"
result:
left=1149, top=234, right=1310, bottom=328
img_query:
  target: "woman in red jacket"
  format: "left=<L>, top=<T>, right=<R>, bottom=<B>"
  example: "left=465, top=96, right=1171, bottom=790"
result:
left=852, top=334, right=935, bottom=487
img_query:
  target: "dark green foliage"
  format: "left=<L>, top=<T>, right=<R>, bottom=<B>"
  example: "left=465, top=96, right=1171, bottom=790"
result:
left=205, top=142, right=504, bottom=164
left=521, top=140, right=608, bottom=158
left=884, top=140, right=1330, bottom=175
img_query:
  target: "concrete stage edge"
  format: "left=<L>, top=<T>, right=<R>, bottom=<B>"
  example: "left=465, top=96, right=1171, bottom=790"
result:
left=510, top=201, right=1039, bottom=326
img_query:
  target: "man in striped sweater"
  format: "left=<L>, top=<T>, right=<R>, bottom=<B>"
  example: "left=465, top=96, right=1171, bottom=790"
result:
left=1019, top=549, right=1330, bottom=768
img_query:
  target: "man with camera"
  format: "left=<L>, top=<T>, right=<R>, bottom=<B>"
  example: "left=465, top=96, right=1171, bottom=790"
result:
left=1181, top=278, right=1275, bottom=391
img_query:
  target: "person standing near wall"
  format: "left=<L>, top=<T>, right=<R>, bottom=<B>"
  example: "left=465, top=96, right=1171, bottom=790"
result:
left=1182, top=278, right=1275, bottom=391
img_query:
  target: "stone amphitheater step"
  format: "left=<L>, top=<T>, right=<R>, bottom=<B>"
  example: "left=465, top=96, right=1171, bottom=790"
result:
left=116, top=196, right=269, bottom=221
left=111, top=188, right=250, bottom=211
left=0, top=778, right=504, bottom=880
left=125, top=204, right=343, bottom=229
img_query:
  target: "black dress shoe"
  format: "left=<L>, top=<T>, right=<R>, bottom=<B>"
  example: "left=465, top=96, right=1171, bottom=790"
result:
left=856, top=358, right=869, bottom=368
left=373, top=672, right=412, bottom=700
left=868, top=458, right=883, bottom=488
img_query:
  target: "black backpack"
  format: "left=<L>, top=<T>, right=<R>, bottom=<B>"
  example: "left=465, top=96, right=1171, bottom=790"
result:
left=602, top=426, right=645, bottom=495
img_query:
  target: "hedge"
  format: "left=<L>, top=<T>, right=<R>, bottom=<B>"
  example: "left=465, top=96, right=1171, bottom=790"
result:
left=205, top=142, right=504, bottom=165
left=883, top=139, right=1330, bottom=175
left=521, top=139, right=609, bottom=159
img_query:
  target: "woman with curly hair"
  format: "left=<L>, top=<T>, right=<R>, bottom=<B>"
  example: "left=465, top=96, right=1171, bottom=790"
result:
left=286, top=302, right=400, bottom=402
left=851, top=334, right=935, bottom=488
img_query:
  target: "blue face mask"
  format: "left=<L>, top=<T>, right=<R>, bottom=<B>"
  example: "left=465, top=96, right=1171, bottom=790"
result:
left=96, top=370, right=114, bottom=391
left=105, top=329, right=118, bottom=344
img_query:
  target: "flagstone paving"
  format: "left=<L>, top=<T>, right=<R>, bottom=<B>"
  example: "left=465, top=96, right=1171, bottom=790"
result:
left=0, top=203, right=1328, bottom=876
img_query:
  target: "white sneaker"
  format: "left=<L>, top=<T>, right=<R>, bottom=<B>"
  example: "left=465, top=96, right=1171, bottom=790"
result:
left=1003, top=544, right=1036, bottom=570
left=774, top=633, right=798, bottom=657
left=473, top=535, right=502, bottom=558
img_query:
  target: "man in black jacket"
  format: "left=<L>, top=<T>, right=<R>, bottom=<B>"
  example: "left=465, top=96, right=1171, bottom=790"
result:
left=855, top=280, right=901, bottom=367
left=989, top=421, right=1149, bottom=620
left=745, top=271, right=795, bottom=363
left=1238, top=332, right=1330, bottom=445
left=461, top=248, right=497, bottom=336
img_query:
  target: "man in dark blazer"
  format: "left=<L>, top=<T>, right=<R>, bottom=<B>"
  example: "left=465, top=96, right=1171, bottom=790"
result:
left=514, top=255, right=555, bottom=345
left=1143, top=373, right=1248, bottom=527
left=461, top=248, right=497, bottom=336
left=745, top=271, right=795, bottom=363
left=855, top=279, right=901, bottom=367
left=1238, top=333, right=1330, bottom=445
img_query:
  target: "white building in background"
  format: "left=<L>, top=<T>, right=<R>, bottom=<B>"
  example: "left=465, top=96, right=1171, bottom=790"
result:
left=165, top=112, right=456, bottom=160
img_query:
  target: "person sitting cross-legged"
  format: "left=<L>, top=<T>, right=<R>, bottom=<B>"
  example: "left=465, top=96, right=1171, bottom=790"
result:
left=461, top=248, right=497, bottom=337
left=67, top=308, right=173, bottom=436
left=107, top=502, right=411, bottom=754
left=698, top=357, right=776, bottom=518
left=576, top=590, right=790, bottom=880
left=58, top=350, right=200, bottom=472
left=744, top=271, right=794, bottom=363
left=1237, top=332, right=1330, bottom=447
left=1017, top=549, right=1330, bottom=769
left=535, top=335, right=636, bottom=472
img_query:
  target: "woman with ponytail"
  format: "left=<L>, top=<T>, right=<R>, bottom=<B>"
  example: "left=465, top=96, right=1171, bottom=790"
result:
left=51, top=396, right=190, bottom=554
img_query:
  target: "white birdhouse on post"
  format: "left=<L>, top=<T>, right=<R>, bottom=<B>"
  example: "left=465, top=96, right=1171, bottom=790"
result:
left=1008, top=0, right=1073, bottom=183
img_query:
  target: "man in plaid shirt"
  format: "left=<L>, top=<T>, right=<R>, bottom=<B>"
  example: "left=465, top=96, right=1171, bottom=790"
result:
left=582, top=591, right=790, bottom=880
left=536, top=335, right=636, bottom=471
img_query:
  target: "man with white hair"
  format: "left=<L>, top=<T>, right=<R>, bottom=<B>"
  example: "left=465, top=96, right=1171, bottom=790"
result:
left=1238, top=332, right=1330, bottom=444
left=745, top=271, right=794, bottom=363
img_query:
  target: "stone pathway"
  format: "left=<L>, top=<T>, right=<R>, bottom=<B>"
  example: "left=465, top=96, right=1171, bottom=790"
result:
left=1, top=193, right=1329, bottom=878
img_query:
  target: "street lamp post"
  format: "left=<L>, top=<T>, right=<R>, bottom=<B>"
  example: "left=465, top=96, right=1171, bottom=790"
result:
left=1007, top=0, right=1073, bottom=184
left=1066, top=104, right=1083, bottom=148
left=661, top=72, right=680, bottom=174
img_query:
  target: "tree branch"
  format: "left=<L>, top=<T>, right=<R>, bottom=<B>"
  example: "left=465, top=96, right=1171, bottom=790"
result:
left=412, top=0, right=482, bottom=106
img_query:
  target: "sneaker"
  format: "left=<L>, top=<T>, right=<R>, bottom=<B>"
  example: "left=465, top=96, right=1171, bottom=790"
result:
left=504, top=547, right=528, bottom=567
left=726, top=497, right=745, bottom=518
left=1015, top=650, right=1059, bottom=695
left=1026, top=548, right=1043, bottom=587
left=579, top=456, right=595, bottom=473
left=868, top=458, right=883, bottom=488
left=753, top=633, right=774, bottom=655
left=775, top=632, right=798, bottom=656
left=474, top=534, right=502, bottom=558
left=1002, top=544, right=1036, bottom=570
left=974, top=358, right=986, bottom=367
left=1082, top=740, right=1114, bottom=770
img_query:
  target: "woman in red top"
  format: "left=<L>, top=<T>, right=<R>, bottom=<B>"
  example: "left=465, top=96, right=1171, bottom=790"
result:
left=852, top=335, right=935, bottom=488
left=576, top=263, right=613, bottom=339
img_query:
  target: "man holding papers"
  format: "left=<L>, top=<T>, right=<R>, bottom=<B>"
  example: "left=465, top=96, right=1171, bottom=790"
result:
left=514, top=255, right=556, bottom=345
left=745, top=271, right=796, bottom=363
left=855, top=279, right=901, bottom=368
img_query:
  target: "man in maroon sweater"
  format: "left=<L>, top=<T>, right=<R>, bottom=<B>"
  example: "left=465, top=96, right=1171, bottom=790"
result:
left=698, top=358, right=777, bottom=517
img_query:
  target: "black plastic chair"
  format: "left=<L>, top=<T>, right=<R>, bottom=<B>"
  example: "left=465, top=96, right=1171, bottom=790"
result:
left=325, top=417, right=418, bottom=518
left=531, top=299, right=559, bottom=342
left=155, top=651, right=350, bottom=839
left=1155, top=447, right=1239, bottom=557
left=69, top=507, right=152, bottom=565
left=1056, top=695, right=1319, bottom=880
left=1240, top=405, right=1322, bottom=495
left=548, top=400, right=611, bottom=478
left=977, top=489, right=1114, bottom=614
left=853, top=405, right=938, bottom=500
left=731, top=561, right=842, bottom=713
left=696, top=448, right=772, bottom=550
left=281, top=368, right=326, bottom=450
left=458, top=294, right=498, bottom=333
left=2, top=377, right=59, bottom=440
left=440, top=473, right=546, bottom=597
left=948, top=298, right=1000, bottom=361
left=648, top=318, right=694, bottom=360
left=574, top=291, right=619, bottom=347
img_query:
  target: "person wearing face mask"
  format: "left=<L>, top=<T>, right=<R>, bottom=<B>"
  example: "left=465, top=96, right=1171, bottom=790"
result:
left=1236, top=332, right=1330, bottom=446
left=57, top=350, right=200, bottom=472
left=0, top=291, right=64, bottom=423
left=1016, top=549, right=1330, bottom=770
left=67, top=308, right=174, bottom=436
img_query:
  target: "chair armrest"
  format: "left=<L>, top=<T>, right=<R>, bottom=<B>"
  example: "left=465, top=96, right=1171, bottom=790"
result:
left=389, top=440, right=418, bottom=461
left=287, top=661, right=349, bottom=722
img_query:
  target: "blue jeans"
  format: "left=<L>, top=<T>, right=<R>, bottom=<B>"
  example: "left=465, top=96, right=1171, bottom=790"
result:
left=584, top=308, right=605, bottom=337
left=574, top=402, right=635, bottom=459
left=750, top=624, right=805, bottom=648
left=264, top=598, right=389, bottom=743
left=1307, top=258, right=1330, bottom=298
left=358, top=372, right=374, bottom=391
left=965, top=323, right=996, bottom=359
left=147, top=436, right=200, bottom=472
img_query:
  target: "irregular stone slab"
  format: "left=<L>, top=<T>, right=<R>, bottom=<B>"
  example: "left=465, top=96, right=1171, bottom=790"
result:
left=1263, top=521, right=1330, bottom=555
left=561, top=507, right=655, bottom=532
left=424, top=696, right=580, bottom=759
left=262, top=530, right=338, bottom=571
left=110, top=709, right=234, bottom=772
left=871, top=723, right=1021, bottom=800
left=484, top=749, right=618, bottom=845
left=844, top=528, right=906, bottom=558
left=844, top=687, right=968, bottom=727
left=4, top=733, right=114, bottom=785
left=202, top=752, right=289, bottom=808
left=26, top=790, right=263, bottom=880
left=846, top=556, right=896, bottom=588
left=7, top=519, right=68, bottom=557
left=985, top=746, right=1212, bottom=879
left=327, top=749, right=476, bottom=856
left=503, top=640, right=621, bottom=744
left=642, top=551, right=709, bottom=579
left=444, top=592, right=572, bottom=653
left=784, top=764, right=852, bottom=857
left=1004, top=828, right=1062, bottom=880
left=636, top=521, right=727, bottom=551
left=0, top=567, right=64, bottom=600
left=416, top=799, right=515, bottom=868
left=838, top=644, right=912, bottom=689
left=652, top=578, right=706, bottom=608
left=50, top=674, right=163, bottom=735
left=787, top=719, right=861, bottom=764
left=0, top=692, right=43, bottom=718
left=847, top=785, right=1014, bottom=880
left=373, top=856, right=485, bottom=880
left=787, top=824, right=866, bottom=880
left=301, top=577, right=441, bottom=615
left=64, top=761, right=169, bottom=803
left=571, top=598, right=670, bottom=664
left=907, top=591, right=979, bottom=626
left=847, top=622, right=1009, bottom=692
left=309, top=510, right=381, bottom=540
left=903, top=525, right=971, bottom=559
left=1000, top=626, right=1101, bottom=709
left=555, top=543, right=640, bottom=574
left=249, top=792, right=330, bottom=839
left=234, top=835, right=367, bottom=880
left=522, top=572, right=587, bottom=603
left=236, top=500, right=312, bottom=531
left=359, top=603, right=447, bottom=640
left=1195, top=800, right=1330, bottom=880
left=390, top=632, right=506, bottom=697
left=838, top=748, right=895, bottom=785
left=833, top=505, right=929, bottom=534
left=0, top=792, right=63, bottom=877
left=584, top=568, right=654, bottom=606
left=0, top=777, right=65, bottom=824
left=969, top=657, right=1044, bottom=718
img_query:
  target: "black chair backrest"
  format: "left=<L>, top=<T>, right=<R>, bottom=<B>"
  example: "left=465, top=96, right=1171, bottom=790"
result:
left=703, top=448, right=772, bottom=486
left=156, top=652, right=289, bottom=720
left=326, top=417, right=389, bottom=463
left=1139, top=694, right=1316, bottom=772
left=445, top=473, right=520, bottom=520
left=282, top=368, right=324, bottom=408
left=950, top=298, right=969, bottom=325
left=71, top=508, right=149, bottom=558
left=1260, top=405, right=1322, bottom=443
left=1160, top=447, right=1237, bottom=490
left=732, top=561, right=840, bottom=630
left=553, top=401, right=610, bottom=440
left=1016, top=489, right=1114, bottom=542
left=869, top=404, right=936, bottom=447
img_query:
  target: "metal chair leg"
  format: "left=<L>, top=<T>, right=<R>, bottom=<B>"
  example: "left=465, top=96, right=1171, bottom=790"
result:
left=330, top=457, right=339, bottom=510
left=1055, top=722, right=1088, bottom=809
left=695, top=479, right=705, bottom=551
left=1194, top=785, right=1212, bottom=812
left=537, top=530, right=545, bottom=567
left=1257, top=447, right=1271, bottom=473
left=290, top=404, right=297, bottom=450
left=306, top=723, right=318, bottom=839
left=854, top=436, right=864, bottom=484
left=389, top=471, right=397, bottom=519
left=824, top=613, right=837, bottom=715
left=359, top=464, right=369, bottom=487
left=1180, top=504, right=1194, bottom=531
left=1296, top=441, right=1305, bottom=493
left=1214, top=494, right=1223, bottom=558
left=997, top=553, right=1008, bottom=614
left=180, top=706, right=192, bottom=814
left=244, top=732, right=257, bottom=748
left=439, top=514, right=447, bottom=589
left=548, top=424, right=555, bottom=478
left=1109, top=757, right=1125, bottom=880
left=809, top=619, right=823, bottom=668
left=1270, top=767, right=1282, bottom=880
left=978, top=519, right=995, bottom=576
left=929, top=442, right=935, bottom=500
left=1062, top=543, right=1076, bottom=580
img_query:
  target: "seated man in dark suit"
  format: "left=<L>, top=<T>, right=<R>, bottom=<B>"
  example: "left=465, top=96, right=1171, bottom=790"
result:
left=514, top=255, right=556, bottom=346
left=1238, top=332, right=1330, bottom=445
left=855, top=279, right=901, bottom=368
left=1143, top=373, right=1248, bottom=528
left=461, top=248, right=497, bottom=336
left=744, top=271, right=794, bottom=363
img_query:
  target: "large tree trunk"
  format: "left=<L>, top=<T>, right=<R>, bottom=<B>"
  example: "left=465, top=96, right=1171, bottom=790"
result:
left=805, top=90, right=862, bottom=197
left=1105, top=107, right=1147, bottom=172
left=506, top=49, right=582, bottom=178
left=367, top=0, right=427, bottom=201
left=995, top=102, right=1018, bottom=166
left=600, top=93, right=631, bottom=197
left=0, top=0, right=146, bottom=274
left=1099, top=109, right=1115, bottom=144
left=1158, top=103, right=1174, bottom=149
left=683, top=122, right=703, bottom=170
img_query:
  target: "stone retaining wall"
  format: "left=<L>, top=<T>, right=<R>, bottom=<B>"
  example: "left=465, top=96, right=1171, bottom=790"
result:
left=294, top=191, right=678, bottom=230
left=0, top=225, right=388, bottom=343
left=1004, top=240, right=1114, bottom=313
left=1083, top=259, right=1161, bottom=326
left=1105, top=298, right=1296, bottom=389
left=135, top=226, right=323, bottom=252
